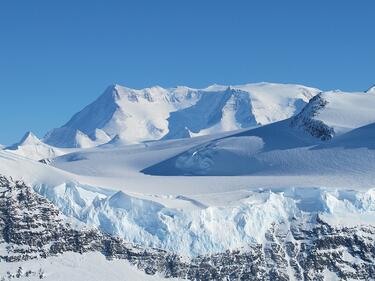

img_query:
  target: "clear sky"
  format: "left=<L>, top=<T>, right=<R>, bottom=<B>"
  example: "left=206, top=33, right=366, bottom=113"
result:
left=1, top=0, right=374, bottom=145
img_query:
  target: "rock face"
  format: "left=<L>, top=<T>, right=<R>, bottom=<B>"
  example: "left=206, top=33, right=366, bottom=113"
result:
left=1, top=176, right=374, bottom=280
left=290, top=94, right=335, bottom=141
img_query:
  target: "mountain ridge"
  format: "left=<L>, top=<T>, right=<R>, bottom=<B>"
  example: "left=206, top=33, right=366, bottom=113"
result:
left=43, top=82, right=319, bottom=148
left=4, top=131, right=68, bottom=161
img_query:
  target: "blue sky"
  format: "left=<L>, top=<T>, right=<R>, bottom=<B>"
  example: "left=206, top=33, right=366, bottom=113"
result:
left=1, top=0, right=374, bottom=145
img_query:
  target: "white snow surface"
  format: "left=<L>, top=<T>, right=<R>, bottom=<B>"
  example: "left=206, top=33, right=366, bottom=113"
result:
left=43, top=83, right=319, bottom=147
left=0, top=150, right=75, bottom=186
left=0, top=252, right=176, bottom=281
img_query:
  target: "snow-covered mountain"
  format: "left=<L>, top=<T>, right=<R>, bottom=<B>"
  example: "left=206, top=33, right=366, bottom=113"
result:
left=4, top=131, right=73, bottom=161
left=43, top=83, right=319, bottom=148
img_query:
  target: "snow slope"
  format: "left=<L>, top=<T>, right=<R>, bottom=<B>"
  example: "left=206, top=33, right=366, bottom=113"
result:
left=324, top=122, right=375, bottom=149
left=48, top=122, right=375, bottom=194
left=143, top=121, right=375, bottom=177
left=0, top=252, right=176, bottom=281
left=0, top=149, right=77, bottom=187
left=44, top=83, right=319, bottom=147
left=4, top=131, right=77, bottom=161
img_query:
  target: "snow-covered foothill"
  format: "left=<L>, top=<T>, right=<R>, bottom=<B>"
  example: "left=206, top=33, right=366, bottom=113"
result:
left=4, top=131, right=77, bottom=161
left=0, top=149, right=77, bottom=187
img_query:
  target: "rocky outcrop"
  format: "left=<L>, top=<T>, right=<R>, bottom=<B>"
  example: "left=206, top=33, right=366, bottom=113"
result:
left=290, top=94, right=335, bottom=141
left=1, top=176, right=374, bottom=280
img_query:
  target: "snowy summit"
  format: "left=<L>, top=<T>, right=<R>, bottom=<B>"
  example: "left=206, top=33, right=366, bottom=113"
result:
left=43, top=83, right=319, bottom=148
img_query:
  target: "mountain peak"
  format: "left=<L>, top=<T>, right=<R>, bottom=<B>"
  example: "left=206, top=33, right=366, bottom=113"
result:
left=16, top=131, right=42, bottom=147
left=366, top=85, right=375, bottom=94
left=44, top=82, right=321, bottom=148
left=4, top=131, right=66, bottom=160
left=3, top=131, right=57, bottom=161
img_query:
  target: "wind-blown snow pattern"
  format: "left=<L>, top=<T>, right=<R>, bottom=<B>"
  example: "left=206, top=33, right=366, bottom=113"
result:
left=43, top=83, right=319, bottom=148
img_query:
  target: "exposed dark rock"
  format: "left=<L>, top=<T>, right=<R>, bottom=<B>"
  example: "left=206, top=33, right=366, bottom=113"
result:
left=290, top=94, right=335, bottom=141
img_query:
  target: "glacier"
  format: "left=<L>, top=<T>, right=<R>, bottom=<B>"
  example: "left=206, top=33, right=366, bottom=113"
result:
left=33, top=181, right=375, bottom=257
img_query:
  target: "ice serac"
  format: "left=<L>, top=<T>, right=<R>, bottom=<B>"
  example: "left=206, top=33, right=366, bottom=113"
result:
left=143, top=89, right=375, bottom=176
left=4, top=131, right=66, bottom=161
left=43, top=83, right=319, bottom=148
